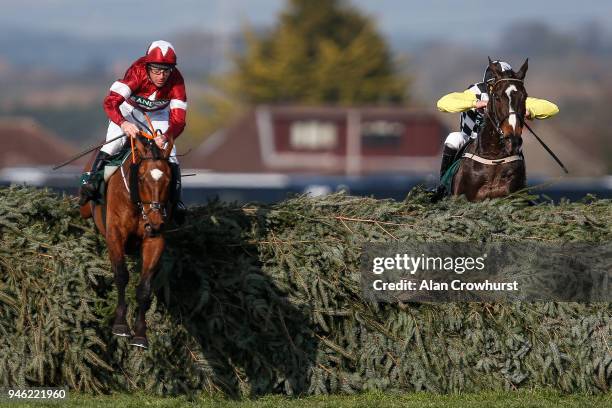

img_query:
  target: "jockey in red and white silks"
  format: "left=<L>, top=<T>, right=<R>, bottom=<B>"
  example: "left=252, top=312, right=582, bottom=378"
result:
left=102, top=40, right=187, bottom=164
left=80, top=40, right=187, bottom=207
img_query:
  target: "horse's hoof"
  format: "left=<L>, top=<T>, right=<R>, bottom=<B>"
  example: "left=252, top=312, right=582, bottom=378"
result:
left=129, top=336, right=148, bottom=349
left=111, top=324, right=132, bottom=337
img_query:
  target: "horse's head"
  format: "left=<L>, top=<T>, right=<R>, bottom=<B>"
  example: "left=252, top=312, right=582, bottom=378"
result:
left=132, top=135, right=174, bottom=236
left=486, top=57, right=528, bottom=153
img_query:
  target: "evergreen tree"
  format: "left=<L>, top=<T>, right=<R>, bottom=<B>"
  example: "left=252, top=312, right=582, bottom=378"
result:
left=196, top=0, right=410, bottom=138
left=233, top=0, right=408, bottom=104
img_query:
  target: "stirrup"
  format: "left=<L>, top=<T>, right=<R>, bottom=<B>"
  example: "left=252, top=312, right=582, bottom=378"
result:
left=80, top=171, right=93, bottom=185
left=79, top=172, right=101, bottom=205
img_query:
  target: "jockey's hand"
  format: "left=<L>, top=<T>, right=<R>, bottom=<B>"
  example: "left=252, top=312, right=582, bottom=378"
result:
left=154, top=134, right=167, bottom=149
left=475, top=100, right=488, bottom=109
left=120, top=121, right=140, bottom=139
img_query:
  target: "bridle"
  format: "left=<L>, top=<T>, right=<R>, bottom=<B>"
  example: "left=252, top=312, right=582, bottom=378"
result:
left=130, top=135, right=171, bottom=233
left=461, top=77, right=527, bottom=166
left=121, top=109, right=174, bottom=233
left=485, top=78, right=526, bottom=140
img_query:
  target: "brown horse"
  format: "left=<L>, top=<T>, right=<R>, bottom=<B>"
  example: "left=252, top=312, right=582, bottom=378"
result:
left=452, top=58, right=529, bottom=201
left=80, top=135, right=174, bottom=348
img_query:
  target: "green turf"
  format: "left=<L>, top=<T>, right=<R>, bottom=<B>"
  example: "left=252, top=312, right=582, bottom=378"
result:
left=6, top=390, right=611, bottom=408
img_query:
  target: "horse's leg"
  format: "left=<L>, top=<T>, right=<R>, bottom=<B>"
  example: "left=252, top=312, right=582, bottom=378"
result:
left=130, top=236, right=165, bottom=349
left=453, top=162, right=490, bottom=202
left=452, top=165, right=468, bottom=198
left=107, top=230, right=131, bottom=337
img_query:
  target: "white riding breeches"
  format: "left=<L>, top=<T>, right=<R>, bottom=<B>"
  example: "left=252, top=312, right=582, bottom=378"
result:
left=444, top=131, right=474, bottom=151
left=101, top=102, right=178, bottom=164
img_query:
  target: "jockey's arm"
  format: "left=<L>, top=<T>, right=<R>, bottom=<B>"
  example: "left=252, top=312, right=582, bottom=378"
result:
left=164, top=77, right=187, bottom=141
left=525, top=97, right=559, bottom=119
left=437, top=90, right=559, bottom=120
left=103, top=67, right=140, bottom=127
left=437, top=90, right=479, bottom=113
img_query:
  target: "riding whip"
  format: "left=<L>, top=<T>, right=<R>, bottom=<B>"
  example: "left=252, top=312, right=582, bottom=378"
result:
left=524, top=122, right=569, bottom=174
left=52, top=134, right=127, bottom=170
left=53, top=111, right=159, bottom=170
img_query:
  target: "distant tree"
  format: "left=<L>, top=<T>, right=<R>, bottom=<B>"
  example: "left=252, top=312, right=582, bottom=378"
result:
left=192, top=0, right=410, bottom=140
left=232, top=0, right=408, bottom=104
left=499, top=21, right=574, bottom=57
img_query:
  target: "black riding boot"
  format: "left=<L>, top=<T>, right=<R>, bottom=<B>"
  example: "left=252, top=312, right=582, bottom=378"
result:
left=431, top=146, right=458, bottom=203
left=439, top=146, right=458, bottom=178
left=169, top=163, right=186, bottom=225
left=79, top=151, right=110, bottom=205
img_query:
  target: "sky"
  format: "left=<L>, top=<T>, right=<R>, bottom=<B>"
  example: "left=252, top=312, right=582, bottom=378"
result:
left=2, top=0, right=611, bottom=44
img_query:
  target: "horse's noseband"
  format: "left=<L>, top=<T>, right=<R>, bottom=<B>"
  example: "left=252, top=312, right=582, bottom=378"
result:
left=138, top=201, right=167, bottom=236
left=139, top=201, right=167, bottom=221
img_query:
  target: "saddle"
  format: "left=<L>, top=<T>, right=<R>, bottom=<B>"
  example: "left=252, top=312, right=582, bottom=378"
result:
left=90, top=148, right=132, bottom=205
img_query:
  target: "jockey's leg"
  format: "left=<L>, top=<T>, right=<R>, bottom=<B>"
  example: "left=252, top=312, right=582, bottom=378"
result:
left=439, top=132, right=468, bottom=178
left=431, top=132, right=469, bottom=202
left=79, top=121, right=126, bottom=205
left=168, top=147, right=186, bottom=224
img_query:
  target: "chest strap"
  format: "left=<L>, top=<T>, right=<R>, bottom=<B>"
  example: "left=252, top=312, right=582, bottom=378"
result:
left=462, top=153, right=523, bottom=165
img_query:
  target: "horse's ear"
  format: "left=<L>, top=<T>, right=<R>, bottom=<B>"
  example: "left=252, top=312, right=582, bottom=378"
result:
left=132, top=135, right=147, bottom=159
left=487, top=56, right=502, bottom=80
left=516, top=58, right=528, bottom=80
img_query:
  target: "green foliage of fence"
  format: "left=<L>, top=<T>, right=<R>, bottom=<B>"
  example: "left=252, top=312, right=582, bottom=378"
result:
left=0, top=186, right=610, bottom=397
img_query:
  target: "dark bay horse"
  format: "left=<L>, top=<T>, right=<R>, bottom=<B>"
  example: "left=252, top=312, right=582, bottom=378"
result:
left=453, top=58, right=529, bottom=201
left=80, top=134, right=174, bottom=348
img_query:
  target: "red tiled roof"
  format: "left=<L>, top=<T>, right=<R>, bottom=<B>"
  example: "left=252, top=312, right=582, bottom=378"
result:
left=183, top=105, right=446, bottom=175
left=184, top=110, right=264, bottom=172
left=0, top=118, right=77, bottom=168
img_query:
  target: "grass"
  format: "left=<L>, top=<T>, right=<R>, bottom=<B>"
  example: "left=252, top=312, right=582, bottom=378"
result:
left=5, top=390, right=611, bottom=408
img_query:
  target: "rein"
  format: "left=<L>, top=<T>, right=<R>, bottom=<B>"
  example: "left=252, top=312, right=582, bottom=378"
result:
left=524, top=122, right=569, bottom=174
left=125, top=111, right=172, bottom=231
left=129, top=112, right=159, bottom=164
